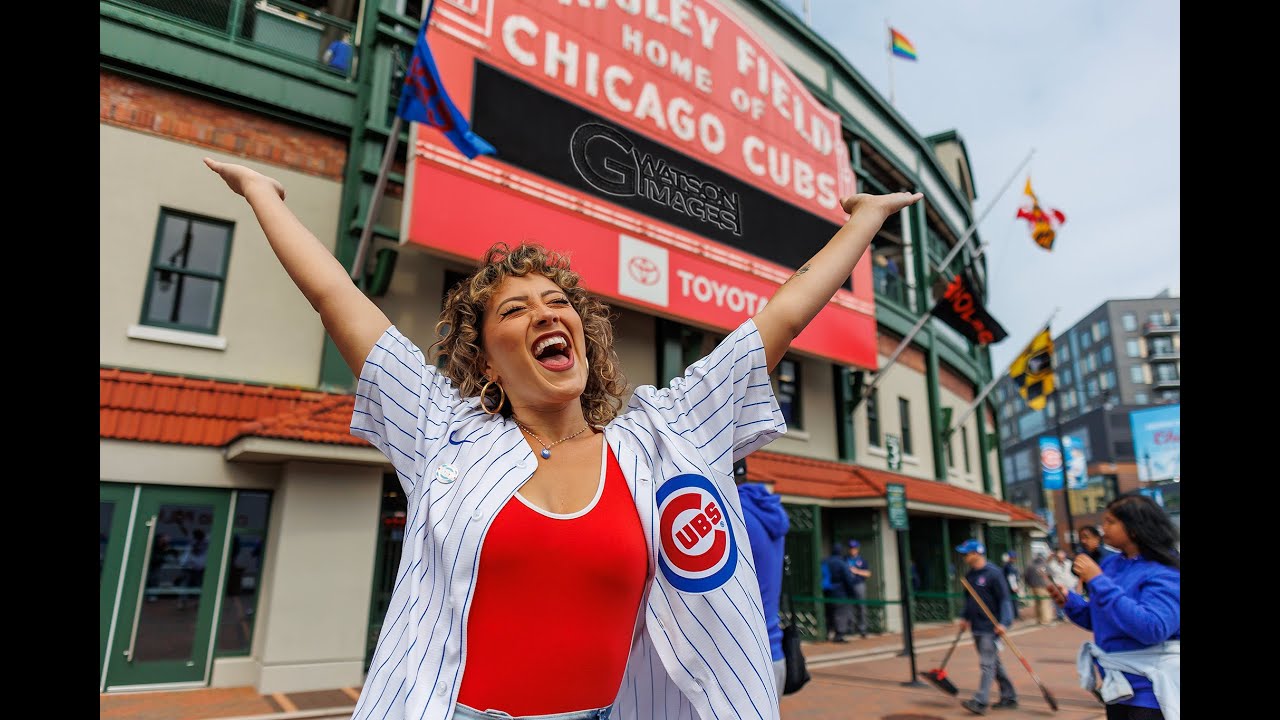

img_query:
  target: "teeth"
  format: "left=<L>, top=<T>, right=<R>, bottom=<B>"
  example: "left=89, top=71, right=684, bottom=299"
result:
left=534, top=336, right=568, bottom=355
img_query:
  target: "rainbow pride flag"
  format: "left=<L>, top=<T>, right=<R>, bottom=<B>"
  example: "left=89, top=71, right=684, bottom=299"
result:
left=890, top=28, right=917, bottom=61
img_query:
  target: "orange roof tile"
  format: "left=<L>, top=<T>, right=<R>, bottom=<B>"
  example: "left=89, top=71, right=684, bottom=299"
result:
left=100, top=368, right=370, bottom=449
left=749, top=450, right=1043, bottom=526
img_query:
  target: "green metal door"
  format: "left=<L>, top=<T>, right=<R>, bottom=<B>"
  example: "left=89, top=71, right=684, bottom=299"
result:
left=100, top=483, right=136, bottom=678
left=101, top=485, right=230, bottom=691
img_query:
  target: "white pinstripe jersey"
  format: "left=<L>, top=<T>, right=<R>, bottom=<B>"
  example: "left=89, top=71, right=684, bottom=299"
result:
left=349, top=317, right=787, bottom=720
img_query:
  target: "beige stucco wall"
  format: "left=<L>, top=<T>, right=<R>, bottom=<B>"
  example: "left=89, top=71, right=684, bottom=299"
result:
left=612, top=306, right=657, bottom=404
left=100, top=123, right=338, bottom=387
left=768, top=353, right=838, bottom=459
left=938, top=384, right=983, bottom=493
left=852, top=353, right=934, bottom=479
left=253, top=461, right=383, bottom=692
left=100, top=439, right=278, bottom=490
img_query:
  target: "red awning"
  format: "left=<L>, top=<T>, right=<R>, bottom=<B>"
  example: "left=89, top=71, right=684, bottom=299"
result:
left=100, top=368, right=367, bottom=448
left=746, top=449, right=1044, bottom=527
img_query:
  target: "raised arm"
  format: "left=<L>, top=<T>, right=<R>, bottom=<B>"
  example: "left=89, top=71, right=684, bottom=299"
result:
left=753, top=191, right=922, bottom=371
left=203, top=157, right=391, bottom=375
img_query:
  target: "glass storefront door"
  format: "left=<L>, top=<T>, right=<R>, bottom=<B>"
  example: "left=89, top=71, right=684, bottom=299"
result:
left=100, top=484, right=230, bottom=691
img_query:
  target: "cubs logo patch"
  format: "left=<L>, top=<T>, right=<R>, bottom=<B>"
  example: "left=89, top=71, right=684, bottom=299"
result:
left=656, top=474, right=737, bottom=593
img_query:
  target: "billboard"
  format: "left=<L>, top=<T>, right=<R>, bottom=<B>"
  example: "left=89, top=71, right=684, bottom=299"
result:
left=1062, top=434, right=1088, bottom=490
left=1130, top=404, right=1180, bottom=482
left=401, top=0, right=878, bottom=369
left=1039, top=436, right=1064, bottom=491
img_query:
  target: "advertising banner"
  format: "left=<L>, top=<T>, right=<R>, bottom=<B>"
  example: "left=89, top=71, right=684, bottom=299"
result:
left=1062, top=434, right=1088, bottom=490
left=402, top=0, right=876, bottom=369
left=1130, top=404, right=1180, bottom=482
left=1039, top=436, right=1064, bottom=491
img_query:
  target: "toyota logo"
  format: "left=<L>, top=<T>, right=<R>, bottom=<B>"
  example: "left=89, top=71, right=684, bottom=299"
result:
left=628, top=256, right=661, bottom=286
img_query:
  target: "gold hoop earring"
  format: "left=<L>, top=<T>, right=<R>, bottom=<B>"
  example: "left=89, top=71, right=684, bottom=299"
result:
left=480, top=379, right=505, bottom=415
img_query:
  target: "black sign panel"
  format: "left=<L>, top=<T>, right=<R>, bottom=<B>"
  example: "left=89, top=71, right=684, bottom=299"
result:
left=470, top=62, right=842, bottom=274
left=930, top=273, right=1009, bottom=346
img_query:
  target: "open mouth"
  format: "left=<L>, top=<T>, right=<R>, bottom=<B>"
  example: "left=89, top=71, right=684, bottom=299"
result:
left=532, top=332, right=574, bottom=371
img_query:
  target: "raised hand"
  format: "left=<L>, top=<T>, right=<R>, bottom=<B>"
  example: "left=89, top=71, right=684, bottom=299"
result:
left=840, top=191, right=924, bottom=221
left=203, top=157, right=286, bottom=201
left=1071, top=553, right=1102, bottom=583
left=1044, top=578, right=1068, bottom=607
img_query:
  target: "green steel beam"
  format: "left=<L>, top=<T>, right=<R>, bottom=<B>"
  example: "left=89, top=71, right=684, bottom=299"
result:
left=978, top=396, right=993, bottom=495
left=925, top=326, right=946, bottom=481
left=834, top=366, right=856, bottom=462
left=319, top=0, right=418, bottom=391
left=100, top=9, right=355, bottom=128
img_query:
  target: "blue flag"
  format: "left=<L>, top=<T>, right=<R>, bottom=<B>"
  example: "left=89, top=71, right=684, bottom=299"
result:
left=397, top=5, right=495, bottom=159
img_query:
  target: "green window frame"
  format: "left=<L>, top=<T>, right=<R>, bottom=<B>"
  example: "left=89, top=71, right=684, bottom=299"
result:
left=214, top=490, right=272, bottom=657
left=899, top=397, right=913, bottom=455
left=773, top=357, right=803, bottom=430
left=139, top=208, right=234, bottom=334
left=866, top=388, right=881, bottom=447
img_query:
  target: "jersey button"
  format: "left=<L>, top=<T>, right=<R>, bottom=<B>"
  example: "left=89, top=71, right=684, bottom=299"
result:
left=471, top=509, right=484, bottom=522
left=435, top=682, right=447, bottom=697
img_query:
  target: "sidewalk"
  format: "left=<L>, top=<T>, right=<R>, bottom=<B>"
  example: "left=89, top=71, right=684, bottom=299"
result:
left=785, top=619, right=1108, bottom=719
left=102, top=618, right=1107, bottom=720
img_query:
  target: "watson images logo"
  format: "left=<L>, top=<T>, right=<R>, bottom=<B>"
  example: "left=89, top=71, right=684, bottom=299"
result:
left=570, top=123, right=742, bottom=236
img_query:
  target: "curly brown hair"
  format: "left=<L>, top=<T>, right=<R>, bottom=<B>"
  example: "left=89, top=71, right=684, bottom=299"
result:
left=431, top=242, right=628, bottom=426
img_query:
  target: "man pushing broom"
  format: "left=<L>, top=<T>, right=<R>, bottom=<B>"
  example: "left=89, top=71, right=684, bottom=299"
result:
left=954, top=539, right=1019, bottom=715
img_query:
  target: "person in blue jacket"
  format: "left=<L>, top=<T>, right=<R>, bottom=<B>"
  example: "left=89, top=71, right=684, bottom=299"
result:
left=735, top=458, right=791, bottom=700
left=1047, top=492, right=1180, bottom=720
left=955, top=539, right=1017, bottom=715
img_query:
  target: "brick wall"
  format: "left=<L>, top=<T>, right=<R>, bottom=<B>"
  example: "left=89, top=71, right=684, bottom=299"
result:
left=939, top=361, right=976, bottom=402
left=100, top=70, right=348, bottom=180
left=876, top=331, right=926, bottom=374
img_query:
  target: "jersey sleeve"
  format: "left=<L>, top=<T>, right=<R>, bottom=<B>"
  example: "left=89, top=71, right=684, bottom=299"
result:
left=627, top=317, right=787, bottom=467
left=350, top=326, right=466, bottom=495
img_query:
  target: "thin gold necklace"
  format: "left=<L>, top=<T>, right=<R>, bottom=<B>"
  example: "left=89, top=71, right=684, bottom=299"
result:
left=512, top=417, right=590, bottom=459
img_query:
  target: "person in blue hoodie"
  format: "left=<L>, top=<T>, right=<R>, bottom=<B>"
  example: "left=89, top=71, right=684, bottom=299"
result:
left=1047, top=492, right=1179, bottom=720
left=734, top=458, right=790, bottom=699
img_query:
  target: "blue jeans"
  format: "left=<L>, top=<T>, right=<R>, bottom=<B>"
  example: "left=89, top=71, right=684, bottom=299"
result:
left=453, top=703, right=612, bottom=720
left=971, top=632, right=1016, bottom=706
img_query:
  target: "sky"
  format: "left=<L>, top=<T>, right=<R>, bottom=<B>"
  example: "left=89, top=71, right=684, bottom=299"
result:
left=774, top=0, right=1180, bottom=371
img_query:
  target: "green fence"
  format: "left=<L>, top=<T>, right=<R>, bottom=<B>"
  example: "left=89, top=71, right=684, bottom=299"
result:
left=107, top=0, right=358, bottom=78
left=788, top=592, right=1043, bottom=641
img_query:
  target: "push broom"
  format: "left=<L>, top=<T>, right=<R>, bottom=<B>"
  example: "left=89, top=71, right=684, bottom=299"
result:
left=919, top=624, right=965, bottom=695
left=959, top=576, right=1059, bottom=712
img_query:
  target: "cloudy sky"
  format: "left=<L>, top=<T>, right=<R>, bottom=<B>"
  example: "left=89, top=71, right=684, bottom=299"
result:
left=775, top=0, right=1180, bottom=371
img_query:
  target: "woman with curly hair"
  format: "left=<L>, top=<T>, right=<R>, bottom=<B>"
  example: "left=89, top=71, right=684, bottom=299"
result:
left=204, top=155, right=920, bottom=720
left=1047, top=492, right=1180, bottom=719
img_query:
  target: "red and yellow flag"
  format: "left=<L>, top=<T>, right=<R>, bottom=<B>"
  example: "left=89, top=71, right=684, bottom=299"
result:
left=1016, top=178, right=1066, bottom=250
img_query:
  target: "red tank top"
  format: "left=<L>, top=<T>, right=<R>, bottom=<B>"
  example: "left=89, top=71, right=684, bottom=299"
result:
left=457, top=443, right=648, bottom=715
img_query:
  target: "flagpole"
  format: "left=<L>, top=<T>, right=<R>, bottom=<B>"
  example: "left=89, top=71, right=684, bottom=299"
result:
left=944, top=308, right=1060, bottom=438
left=1050, top=350, right=1079, bottom=551
left=349, top=0, right=437, bottom=283
left=929, top=148, right=1035, bottom=274
left=349, top=114, right=402, bottom=283
left=886, top=19, right=895, bottom=106
left=860, top=148, right=1036, bottom=402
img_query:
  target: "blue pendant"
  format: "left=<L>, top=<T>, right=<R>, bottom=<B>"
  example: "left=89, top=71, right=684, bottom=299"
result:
left=541, top=449, right=551, bottom=459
